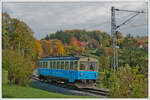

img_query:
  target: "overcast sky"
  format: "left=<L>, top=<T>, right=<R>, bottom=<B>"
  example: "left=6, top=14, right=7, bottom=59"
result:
left=3, top=2, right=148, bottom=40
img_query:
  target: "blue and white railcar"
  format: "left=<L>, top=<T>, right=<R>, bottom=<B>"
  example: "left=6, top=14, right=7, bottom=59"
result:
left=38, top=56, right=99, bottom=88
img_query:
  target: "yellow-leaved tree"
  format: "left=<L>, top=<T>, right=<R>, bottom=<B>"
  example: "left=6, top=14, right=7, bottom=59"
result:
left=55, top=40, right=65, bottom=56
left=35, top=40, right=43, bottom=59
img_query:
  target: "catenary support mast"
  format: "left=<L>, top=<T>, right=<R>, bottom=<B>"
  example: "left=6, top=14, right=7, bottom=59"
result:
left=111, top=6, right=144, bottom=70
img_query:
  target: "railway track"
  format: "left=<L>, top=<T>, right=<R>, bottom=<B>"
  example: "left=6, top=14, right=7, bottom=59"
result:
left=79, top=88, right=109, bottom=96
left=32, top=75, right=109, bottom=97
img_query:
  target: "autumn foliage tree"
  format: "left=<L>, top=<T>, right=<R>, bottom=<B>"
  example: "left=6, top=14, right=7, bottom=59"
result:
left=40, top=40, right=53, bottom=56
left=2, top=13, right=36, bottom=86
left=109, top=65, right=148, bottom=98
left=35, top=40, right=43, bottom=59
left=69, top=37, right=86, bottom=55
left=51, top=39, right=65, bottom=56
left=69, top=37, right=81, bottom=47
left=40, top=39, right=65, bottom=56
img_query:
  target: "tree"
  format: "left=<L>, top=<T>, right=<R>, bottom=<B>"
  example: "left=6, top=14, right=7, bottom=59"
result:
left=40, top=40, right=53, bottom=56
left=35, top=40, right=43, bottom=59
left=88, top=30, right=103, bottom=45
left=2, top=50, right=34, bottom=86
left=69, top=37, right=81, bottom=55
left=2, top=13, right=37, bottom=86
left=69, top=37, right=81, bottom=47
left=40, top=39, right=65, bottom=56
left=118, top=34, right=140, bottom=67
left=55, top=39, right=65, bottom=56
left=45, top=34, right=50, bottom=40
left=116, top=31, right=123, bottom=39
left=2, top=13, right=36, bottom=58
left=2, top=13, right=12, bottom=49
left=88, top=39, right=99, bottom=49
left=109, top=64, right=148, bottom=98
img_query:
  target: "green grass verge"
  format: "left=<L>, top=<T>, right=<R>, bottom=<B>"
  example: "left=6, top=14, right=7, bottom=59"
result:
left=2, top=84, right=92, bottom=98
left=2, top=69, right=8, bottom=84
left=2, top=69, right=92, bottom=98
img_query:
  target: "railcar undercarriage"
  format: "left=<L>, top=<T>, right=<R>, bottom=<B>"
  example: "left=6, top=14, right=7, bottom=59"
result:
left=39, top=75, right=97, bottom=88
left=74, top=80, right=96, bottom=88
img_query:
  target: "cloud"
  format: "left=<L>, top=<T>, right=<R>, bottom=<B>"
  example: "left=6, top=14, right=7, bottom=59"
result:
left=2, top=2, right=148, bottom=40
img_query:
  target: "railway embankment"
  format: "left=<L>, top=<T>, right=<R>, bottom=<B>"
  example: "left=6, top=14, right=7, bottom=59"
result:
left=31, top=78, right=107, bottom=98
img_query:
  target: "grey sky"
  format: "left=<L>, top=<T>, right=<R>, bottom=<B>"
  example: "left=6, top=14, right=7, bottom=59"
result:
left=3, top=2, right=148, bottom=40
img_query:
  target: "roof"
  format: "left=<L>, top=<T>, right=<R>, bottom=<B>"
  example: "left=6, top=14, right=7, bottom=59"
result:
left=39, top=55, right=87, bottom=61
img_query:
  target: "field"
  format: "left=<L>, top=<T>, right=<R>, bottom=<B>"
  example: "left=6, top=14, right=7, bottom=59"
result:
left=2, top=69, right=91, bottom=98
left=2, top=84, right=91, bottom=98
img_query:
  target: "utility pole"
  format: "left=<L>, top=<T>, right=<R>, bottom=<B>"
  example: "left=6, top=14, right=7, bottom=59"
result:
left=111, top=6, right=144, bottom=71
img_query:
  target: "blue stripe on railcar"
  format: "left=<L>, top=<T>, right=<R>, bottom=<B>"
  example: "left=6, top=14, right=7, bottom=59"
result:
left=77, top=71, right=98, bottom=80
left=38, top=68, right=98, bottom=83
left=38, top=68, right=77, bottom=82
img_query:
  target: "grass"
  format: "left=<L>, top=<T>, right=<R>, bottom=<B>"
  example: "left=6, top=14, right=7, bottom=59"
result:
left=2, top=69, right=8, bottom=84
left=2, top=69, right=92, bottom=98
left=2, top=84, right=92, bottom=98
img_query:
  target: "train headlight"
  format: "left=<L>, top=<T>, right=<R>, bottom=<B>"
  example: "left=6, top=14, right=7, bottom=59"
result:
left=80, top=73, right=83, bottom=76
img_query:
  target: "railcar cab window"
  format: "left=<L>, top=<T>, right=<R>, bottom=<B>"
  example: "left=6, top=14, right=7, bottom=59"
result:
left=89, top=62, right=98, bottom=71
left=74, top=61, right=78, bottom=70
left=80, top=61, right=88, bottom=71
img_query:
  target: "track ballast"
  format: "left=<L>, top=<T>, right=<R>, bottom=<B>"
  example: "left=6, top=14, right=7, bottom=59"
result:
left=32, top=75, right=109, bottom=97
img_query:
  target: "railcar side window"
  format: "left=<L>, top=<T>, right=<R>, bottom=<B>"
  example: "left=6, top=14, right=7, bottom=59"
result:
left=70, top=61, right=74, bottom=70
left=65, top=61, right=69, bottom=70
left=53, top=61, right=56, bottom=69
left=43, top=62, right=46, bottom=68
left=80, top=61, right=88, bottom=71
left=39, top=61, right=48, bottom=68
left=44, top=62, right=46, bottom=68
left=40, top=62, right=42, bottom=68
left=57, top=61, right=60, bottom=69
left=61, top=61, right=64, bottom=69
left=43, top=62, right=47, bottom=68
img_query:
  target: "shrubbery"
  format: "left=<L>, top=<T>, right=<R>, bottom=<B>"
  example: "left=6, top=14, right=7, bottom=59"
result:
left=2, top=13, right=37, bottom=86
left=100, top=64, right=148, bottom=98
left=2, top=50, right=34, bottom=86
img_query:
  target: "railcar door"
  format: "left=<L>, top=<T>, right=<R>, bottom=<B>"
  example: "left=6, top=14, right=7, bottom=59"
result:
left=69, top=60, right=78, bottom=82
left=69, top=61, right=74, bottom=82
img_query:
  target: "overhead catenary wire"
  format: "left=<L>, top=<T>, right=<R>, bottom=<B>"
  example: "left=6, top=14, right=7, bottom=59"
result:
left=118, top=23, right=147, bottom=31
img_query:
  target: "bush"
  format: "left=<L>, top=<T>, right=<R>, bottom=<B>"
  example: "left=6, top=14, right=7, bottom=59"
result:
left=2, top=50, right=34, bottom=86
left=109, top=64, right=148, bottom=98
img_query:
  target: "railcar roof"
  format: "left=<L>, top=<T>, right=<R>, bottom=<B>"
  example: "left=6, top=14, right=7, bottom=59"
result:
left=39, top=55, right=87, bottom=61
